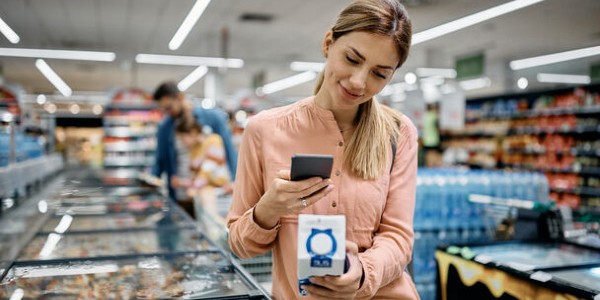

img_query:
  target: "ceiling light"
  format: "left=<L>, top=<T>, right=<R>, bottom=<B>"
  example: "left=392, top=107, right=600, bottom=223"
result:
left=459, top=77, right=491, bottom=90
left=178, top=65, right=208, bottom=91
left=169, top=0, right=212, bottom=50
left=69, top=103, right=80, bottom=115
left=259, top=71, right=317, bottom=95
left=0, top=47, right=115, bottom=61
left=420, top=76, right=445, bottom=86
left=404, top=72, right=417, bottom=85
left=0, top=16, right=19, bottom=44
left=35, top=59, right=72, bottom=97
left=510, top=45, right=600, bottom=70
left=44, top=102, right=57, bottom=114
left=135, top=53, right=243, bottom=68
left=201, top=98, right=216, bottom=109
left=415, top=68, right=457, bottom=78
left=36, top=94, right=47, bottom=105
left=92, top=104, right=103, bottom=115
left=412, top=0, right=545, bottom=45
left=290, top=61, right=325, bottom=72
left=517, top=77, right=528, bottom=89
left=537, top=73, right=591, bottom=85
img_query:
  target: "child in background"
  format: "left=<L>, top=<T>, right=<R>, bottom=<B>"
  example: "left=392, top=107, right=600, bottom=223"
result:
left=173, top=118, right=230, bottom=217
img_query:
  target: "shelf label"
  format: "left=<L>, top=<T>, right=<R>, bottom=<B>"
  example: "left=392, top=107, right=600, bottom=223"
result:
left=530, top=271, right=552, bottom=282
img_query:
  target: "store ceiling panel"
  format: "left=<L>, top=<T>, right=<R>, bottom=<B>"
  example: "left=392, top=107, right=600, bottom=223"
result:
left=0, top=0, right=599, bottom=103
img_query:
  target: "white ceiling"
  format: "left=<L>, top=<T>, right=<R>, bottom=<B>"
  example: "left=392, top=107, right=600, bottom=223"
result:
left=0, top=0, right=599, bottom=105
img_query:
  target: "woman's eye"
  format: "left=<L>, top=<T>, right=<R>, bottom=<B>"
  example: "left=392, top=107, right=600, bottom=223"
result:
left=346, top=56, right=359, bottom=64
left=375, top=72, right=387, bottom=79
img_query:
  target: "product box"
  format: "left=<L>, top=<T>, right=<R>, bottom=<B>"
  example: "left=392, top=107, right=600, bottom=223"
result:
left=298, top=214, right=346, bottom=296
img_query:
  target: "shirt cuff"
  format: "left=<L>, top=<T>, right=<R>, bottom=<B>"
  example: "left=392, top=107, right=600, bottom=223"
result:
left=246, top=206, right=281, bottom=238
left=355, top=253, right=373, bottom=298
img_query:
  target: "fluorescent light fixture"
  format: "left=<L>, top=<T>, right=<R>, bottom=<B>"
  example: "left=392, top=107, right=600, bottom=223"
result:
left=537, top=73, right=591, bottom=85
left=135, top=53, right=243, bottom=68
left=404, top=72, right=417, bottom=85
left=517, top=77, right=528, bottom=89
left=169, top=0, right=212, bottom=50
left=459, top=77, right=491, bottom=90
left=178, top=65, right=208, bottom=91
left=54, top=215, right=73, bottom=234
left=0, top=47, right=115, bottom=61
left=0, top=16, right=19, bottom=44
left=290, top=61, right=325, bottom=72
left=35, top=59, right=72, bottom=97
left=36, top=94, right=47, bottom=105
left=510, top=45, right=600, bottom=70
left=416, top=68, right=457, bottom=78
left=39, top=233, right=62, bottom=258
left=420, top=75, right=446, bottom=86
left=412, top=0, right=544, bottom=45
left=259, top=71, right=317, bottom=95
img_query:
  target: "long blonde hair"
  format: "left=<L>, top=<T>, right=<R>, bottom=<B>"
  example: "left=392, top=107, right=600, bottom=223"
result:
left=314, top=0, right=412, bottom=180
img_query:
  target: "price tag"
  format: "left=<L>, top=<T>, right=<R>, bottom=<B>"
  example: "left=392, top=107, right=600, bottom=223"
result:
left=529, top=271, right=552, bottom=282
left=474, top=255, right=492, bottom=264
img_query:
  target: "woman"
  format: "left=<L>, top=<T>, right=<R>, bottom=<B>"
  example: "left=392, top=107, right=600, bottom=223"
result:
left=227, top=0, right=418, bottom=298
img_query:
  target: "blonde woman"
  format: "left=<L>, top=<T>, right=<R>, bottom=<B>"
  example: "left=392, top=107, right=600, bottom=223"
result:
left=227, top=0, right=418, bottom=298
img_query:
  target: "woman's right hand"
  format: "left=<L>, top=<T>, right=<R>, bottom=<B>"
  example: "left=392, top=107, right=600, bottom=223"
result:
left=253, top=170, right=334, bottom=229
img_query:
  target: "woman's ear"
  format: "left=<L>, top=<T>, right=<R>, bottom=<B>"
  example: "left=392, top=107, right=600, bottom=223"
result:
left=322, top=31, right=334, bottom=58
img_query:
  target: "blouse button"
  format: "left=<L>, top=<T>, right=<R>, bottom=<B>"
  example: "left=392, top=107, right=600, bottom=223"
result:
left=335, top=170, right=341, bottom=176
left=332, top=201, right=337, bottom=208
left=338, top=141, right=344, bottom=147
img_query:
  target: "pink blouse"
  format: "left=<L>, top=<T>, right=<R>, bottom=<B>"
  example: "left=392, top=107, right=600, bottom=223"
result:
left=227, top=97, right=419, bottom=299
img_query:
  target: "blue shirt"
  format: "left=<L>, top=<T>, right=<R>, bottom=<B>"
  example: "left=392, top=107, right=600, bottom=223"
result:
left=152, top=106, right=237, bottom=200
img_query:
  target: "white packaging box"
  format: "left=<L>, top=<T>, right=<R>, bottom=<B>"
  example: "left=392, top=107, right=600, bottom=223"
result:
left=297, top=214, right=346, bottom=296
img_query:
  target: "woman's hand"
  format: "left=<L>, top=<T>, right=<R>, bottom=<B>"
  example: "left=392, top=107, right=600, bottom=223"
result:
left=301, top=241, right=364, bottom=299
left=253, top=170, right=334, bottom=229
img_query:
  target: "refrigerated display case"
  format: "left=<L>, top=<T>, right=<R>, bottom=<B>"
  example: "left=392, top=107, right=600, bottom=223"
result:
left=436, top=241, right=600, bottom=300
left=40, top=210, right=191, bottom=233
left=18, top=228, right=215, bottom=261
left=1, top=251, right=267, bottom=299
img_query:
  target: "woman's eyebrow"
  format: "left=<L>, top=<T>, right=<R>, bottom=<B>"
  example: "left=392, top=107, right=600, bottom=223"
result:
left=349, top=47, right=394, bottom=70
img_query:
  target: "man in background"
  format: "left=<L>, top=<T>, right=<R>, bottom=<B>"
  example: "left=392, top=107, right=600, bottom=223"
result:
left=152, top=81, right=237, bottom=201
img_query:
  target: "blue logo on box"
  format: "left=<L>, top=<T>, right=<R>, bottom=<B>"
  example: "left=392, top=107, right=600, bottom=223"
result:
left=306, top=228, right=336, bottom=268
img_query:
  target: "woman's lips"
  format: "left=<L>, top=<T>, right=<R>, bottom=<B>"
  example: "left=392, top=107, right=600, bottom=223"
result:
left=339, top=84, right=363, bottom=99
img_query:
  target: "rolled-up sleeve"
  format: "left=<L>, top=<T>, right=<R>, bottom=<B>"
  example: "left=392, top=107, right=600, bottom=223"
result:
left=226, top=118, right=279, bottom=258
left=356, top=118, right=418, bottom=298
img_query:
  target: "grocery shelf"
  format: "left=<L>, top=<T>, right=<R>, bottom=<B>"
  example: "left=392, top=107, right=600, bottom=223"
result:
left=105, top=103, right=158, bottom=110
left=550, top=187, right=600, bottom=197
left=504, top=164, right=600, bottom=176
left=103, top=141, right=156, bottom=152
left=466, top=105, right=600, bottom=122
left=510, top=125, right=600, bottom=135
left=104, top=127, right=156, bottom=138
left=103, top=156, right=154, bottom=167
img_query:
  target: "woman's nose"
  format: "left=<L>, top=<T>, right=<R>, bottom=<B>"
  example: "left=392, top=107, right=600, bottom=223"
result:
left=348, top=69, right=367, bottom=92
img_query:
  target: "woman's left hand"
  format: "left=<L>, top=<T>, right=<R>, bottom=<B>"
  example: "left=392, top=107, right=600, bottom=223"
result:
left=302, top=241, right=363, bottom=299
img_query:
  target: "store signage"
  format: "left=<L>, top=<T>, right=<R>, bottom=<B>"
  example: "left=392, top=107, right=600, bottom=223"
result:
left=440, top=86, right=465, bottom=131
left=455, top=53, right=484, bottom=80
left=591, top=63, right=600, bottom=83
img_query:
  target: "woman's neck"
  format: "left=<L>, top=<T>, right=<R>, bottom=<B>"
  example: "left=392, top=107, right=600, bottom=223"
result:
left=314, top=92, right=358, bottom=131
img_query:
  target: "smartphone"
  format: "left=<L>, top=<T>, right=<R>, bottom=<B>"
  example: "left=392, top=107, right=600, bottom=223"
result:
left=290, top=154, right=334, bottom=181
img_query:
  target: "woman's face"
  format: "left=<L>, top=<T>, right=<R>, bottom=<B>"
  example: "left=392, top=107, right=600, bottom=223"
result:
left=321, top=31, right=399, bottom=110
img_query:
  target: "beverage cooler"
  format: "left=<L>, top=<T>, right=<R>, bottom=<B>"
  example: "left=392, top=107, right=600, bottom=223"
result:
left=0, top=168, right=270, bottom=299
